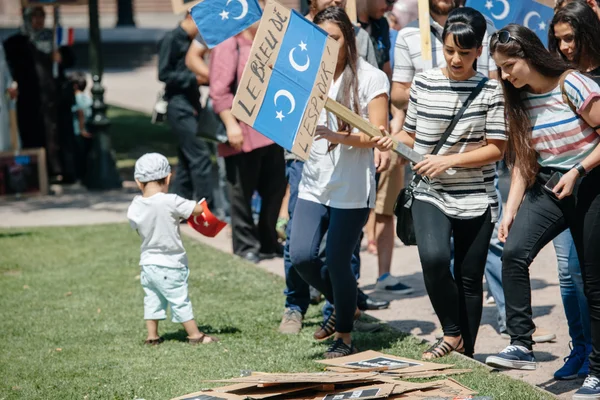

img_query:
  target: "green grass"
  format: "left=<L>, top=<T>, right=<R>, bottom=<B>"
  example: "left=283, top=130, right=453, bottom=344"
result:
left=0, top=225, right=552, bottom=400
left=107, top=106, right=177, bottom=164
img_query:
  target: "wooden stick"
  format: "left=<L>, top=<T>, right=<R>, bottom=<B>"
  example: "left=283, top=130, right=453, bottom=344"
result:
left=324, top=97, right=423, bottom=163
left=345, top=0, right=357, bottom=24
left=418, top=0, right=432, bottom=69
left=8, top=96, right=18, bottom=152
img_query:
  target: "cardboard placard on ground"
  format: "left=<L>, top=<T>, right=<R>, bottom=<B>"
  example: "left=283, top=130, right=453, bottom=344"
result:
left=394, top=368, right=472, bottom=379
left=207, top=372, right=380, bottom=385
left=392, top=378, right=476, bottom=399
left=231, top=0, right=339, bottom=160
left=171, top=391, right=247, bottom=400
left=0, top=148, right=48, bottom=198
left=316, top=351, right=451, bottom=374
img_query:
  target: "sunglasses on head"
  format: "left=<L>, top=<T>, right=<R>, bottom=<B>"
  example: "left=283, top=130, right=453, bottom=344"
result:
left=493, top=30, right=519, bottom=45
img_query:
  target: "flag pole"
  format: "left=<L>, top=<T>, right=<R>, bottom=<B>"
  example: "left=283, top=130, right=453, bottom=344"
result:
left=418, top=0, right=432, bottom=70
left=52, top=5, right=60, bottom=78
left=324, top=97, right=423, bottom=164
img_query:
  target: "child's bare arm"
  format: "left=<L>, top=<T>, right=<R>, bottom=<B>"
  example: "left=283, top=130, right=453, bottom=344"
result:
left=190, top=203, right=204, bottom=216
left=77, top=109, right=91, bottom=138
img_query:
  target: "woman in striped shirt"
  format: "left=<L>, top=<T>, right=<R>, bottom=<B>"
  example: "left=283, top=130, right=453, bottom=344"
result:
left=486, top=25, right=600, bottom=399
left=394, top=7, right=507, bottom=360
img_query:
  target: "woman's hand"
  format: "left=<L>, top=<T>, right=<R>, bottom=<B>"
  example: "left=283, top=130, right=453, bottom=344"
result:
left=553, top=169, right=579, bottom=199
left=227, top=122, right=244, bottom=151
left=413, top=154, right=456, bottom=178
left=374, top=148, right=391, bottom=173
left=315, top=125, right=344, bottom=144
left=498, top=212, right=516, bottom=243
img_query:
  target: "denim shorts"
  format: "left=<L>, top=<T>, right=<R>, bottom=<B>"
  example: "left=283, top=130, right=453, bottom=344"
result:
left=140, top=265, right=194, bottom=323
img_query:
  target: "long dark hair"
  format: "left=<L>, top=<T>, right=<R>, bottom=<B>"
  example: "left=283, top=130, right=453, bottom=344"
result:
left=490, top=24, right=569, bottom=186
left=442, top=7, right=487, bottom=70
left=314, top=6, right=360, bottom=134
left=549, top=0, right=600, bottom=70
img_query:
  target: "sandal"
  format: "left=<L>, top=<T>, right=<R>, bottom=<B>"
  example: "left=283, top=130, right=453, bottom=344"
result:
left=422, top=337, right=464, bottom=360
left=188, top=333, right=219, bottom=345
left=144, top=337, right=165, bottom=346
left=314, top=311, right=336, bottom=341
left=314, top=309, right=362, bottom=341
left=325, top=338, right=358, bottom=359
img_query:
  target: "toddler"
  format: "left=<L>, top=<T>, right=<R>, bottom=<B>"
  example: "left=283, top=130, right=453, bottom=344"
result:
left=127, top=153, right=219, bottom=345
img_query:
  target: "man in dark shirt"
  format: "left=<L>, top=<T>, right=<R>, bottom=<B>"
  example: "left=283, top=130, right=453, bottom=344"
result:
left=158, top=13, right=214, bottom=206
left=357, top=0, right=393, bottom=74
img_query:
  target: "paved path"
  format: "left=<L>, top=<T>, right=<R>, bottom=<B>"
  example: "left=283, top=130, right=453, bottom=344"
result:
left=0, top=184, right=574, bottom=399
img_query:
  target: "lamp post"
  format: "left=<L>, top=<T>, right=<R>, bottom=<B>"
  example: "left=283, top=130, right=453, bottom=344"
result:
left=84, top=0, right=122, bottom=190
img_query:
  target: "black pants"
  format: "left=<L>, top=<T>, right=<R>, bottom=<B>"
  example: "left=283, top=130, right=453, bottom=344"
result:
left=225, top=144, right=286, bottom=257
left=412, top=199, right=494, bottom=355
left=167, top=96, right=215, bottom=206
left=503, top=167, right=600, bottom=376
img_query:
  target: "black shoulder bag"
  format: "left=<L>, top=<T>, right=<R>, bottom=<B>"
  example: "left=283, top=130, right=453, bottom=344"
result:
left=394, top=77, right=488, bottom=246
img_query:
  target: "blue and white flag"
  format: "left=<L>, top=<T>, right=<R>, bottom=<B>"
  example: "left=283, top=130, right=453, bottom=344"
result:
left=190, top=0, right=263, bottom=48
left=231, top=1, right=339, bottom=160
left=253, top=11, right=328, bottom=151
left=467, top=0, right=554, bottom=47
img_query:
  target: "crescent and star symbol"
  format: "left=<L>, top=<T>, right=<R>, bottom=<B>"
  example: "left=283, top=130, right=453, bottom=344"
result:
left=524, top=11, right=546, bottom=31
left=484, top=0, right=510, bottom=20
left=274, top=41, right=308, bottom=121
left=274, top=90, right=296, bottom=122
left=220, top=0, right=249, bottom=21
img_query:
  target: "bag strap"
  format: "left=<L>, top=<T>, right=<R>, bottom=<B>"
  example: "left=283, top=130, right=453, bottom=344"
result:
left=410, top=77, right=489, bottom=186
left=559, top=69, right=578, bottom=115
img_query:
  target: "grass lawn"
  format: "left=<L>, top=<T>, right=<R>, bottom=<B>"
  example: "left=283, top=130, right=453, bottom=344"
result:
left=0, top=224, right=552, bottom=400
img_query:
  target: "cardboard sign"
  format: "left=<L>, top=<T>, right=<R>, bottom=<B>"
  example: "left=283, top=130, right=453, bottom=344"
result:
left=345, top=0, right=357, bottom=24
left=394, top=379, right=476, bottom=399
left=21, top=0, right=88, bottom=6
left=344, top=357, right=420, bottom=370
left=0, top=148, right=48, bottom=198
left=208, top=372, right=379, bottom=385
left=322, top=385, right=388, bottom=400
left=316, top=351, right=450, bottom=375
left=171, top=391, right=246, bottom=400
left=232, top=0, right=339, bottom=160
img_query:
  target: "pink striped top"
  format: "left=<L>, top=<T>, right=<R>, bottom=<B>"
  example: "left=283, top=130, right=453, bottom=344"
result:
left=209, top=35, right=274, bottom=158
left=524, top=71, right=600, bottom=169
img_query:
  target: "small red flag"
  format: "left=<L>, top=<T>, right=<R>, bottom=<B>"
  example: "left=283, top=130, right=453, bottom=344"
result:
left=187, top=198, right=227, bottom=237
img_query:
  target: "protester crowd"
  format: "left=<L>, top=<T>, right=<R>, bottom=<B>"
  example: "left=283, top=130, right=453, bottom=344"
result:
left=0, top=6, right=93, bottom=185
left=131, top=0, right=600, bottom=398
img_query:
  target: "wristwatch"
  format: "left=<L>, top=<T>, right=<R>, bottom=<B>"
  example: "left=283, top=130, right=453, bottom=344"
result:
left=573, top=162, right=587, bottom=177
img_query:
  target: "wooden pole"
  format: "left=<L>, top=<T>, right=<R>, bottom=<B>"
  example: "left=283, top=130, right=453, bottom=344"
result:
left=534, top=0, right=555, bottom=7
left=8, top=96, right=18, bottom=152
left=324, top=98, right=423, bottom=163
left=345, top=0, right=357, bottom=24
left=417, top=0, right=432, bottom=69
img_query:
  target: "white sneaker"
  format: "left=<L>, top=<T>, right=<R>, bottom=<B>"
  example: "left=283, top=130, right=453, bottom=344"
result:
left=374, top=275, right=414, bottom=294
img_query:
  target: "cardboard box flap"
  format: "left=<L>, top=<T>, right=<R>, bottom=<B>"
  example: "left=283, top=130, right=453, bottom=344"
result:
left=171, top=391, right=247, bottom=400
left=207, top=372, right=379, bottom=385
left=316, top=351, right=451, bottom=374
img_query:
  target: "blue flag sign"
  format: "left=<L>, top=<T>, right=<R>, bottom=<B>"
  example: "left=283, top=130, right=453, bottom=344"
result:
left=467, top=0, right=554, bottom=47
left=231, top=0, right=339, bottom=160
left=190, top=0, right=263, bottom=48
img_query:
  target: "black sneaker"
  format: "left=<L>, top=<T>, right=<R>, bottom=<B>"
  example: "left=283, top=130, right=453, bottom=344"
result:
left=574, top=376, right=600, bottom=400
left=485, top=345, right=536, bottom=370
left=325, top=338, right=358, bottom=359
left=374, top=275, right=414, bottom=294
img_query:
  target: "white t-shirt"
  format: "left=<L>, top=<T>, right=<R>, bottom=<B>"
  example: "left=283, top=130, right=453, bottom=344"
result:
left=127, top=193, right=196, bottom=269
left=298, top=58, right=390, bottom=209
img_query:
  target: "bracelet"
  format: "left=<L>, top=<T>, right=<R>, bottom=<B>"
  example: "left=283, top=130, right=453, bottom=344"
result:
left=574, top=162, right=587, bottom=177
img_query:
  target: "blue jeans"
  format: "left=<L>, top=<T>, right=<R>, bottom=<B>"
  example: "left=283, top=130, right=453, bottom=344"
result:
left=553, top=229, right=592, bottom=349
left=289, top=198, right=369, bottom=333
left=283, top=160, right=361, bottom=316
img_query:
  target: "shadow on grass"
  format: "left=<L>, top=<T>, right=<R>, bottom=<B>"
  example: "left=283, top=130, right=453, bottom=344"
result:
left=0, top=232, right=34, bottom=239
left=163, top=325, right=242, bottom=342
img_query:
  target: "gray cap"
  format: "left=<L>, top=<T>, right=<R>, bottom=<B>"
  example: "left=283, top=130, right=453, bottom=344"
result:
left=134, top=153, right=171, bottom=183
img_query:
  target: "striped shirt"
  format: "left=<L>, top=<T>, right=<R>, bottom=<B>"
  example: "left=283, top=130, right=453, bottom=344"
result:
left=392, top=16, right=496, bottom=83
left=524, top=71, right=600, bottom=170
left=404, top=69, right=507, bottom=222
